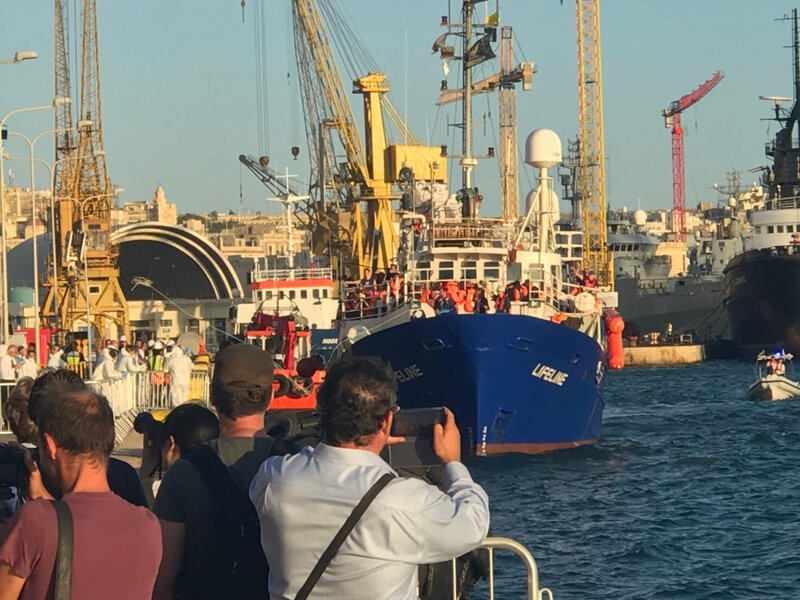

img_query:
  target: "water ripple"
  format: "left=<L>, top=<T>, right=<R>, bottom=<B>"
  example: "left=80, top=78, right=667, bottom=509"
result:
left=470, top=361, right=800, bottom=599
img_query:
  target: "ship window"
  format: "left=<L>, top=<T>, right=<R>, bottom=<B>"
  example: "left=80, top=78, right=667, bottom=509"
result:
left=130, top=320, right=149, bottom=329
left=777, top=225, right=784, bottom=233
left=755, top=226, right=761, bottom=234
left=279, top=291, right=285, bottom=299
left=323, top=289, right=329, bottom=298
left=438, top=261, right=454, bottom=280
left=461, top=260, right=477, bottom=280
left=300, top=290, right=307, bottom=299
left=289, top=290, right=296, bottom=299
left=484, top=261, right=500, bottom=279
left=767, top=226, right=774, bottom=233
left=265, top=291, right=273, bottom=300
left=313, top=289, right=320, bottom=299
left=788, top=225, right=795, bottom=233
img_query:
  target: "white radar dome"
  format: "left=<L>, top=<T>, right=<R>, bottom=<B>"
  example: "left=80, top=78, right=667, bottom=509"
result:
left=525, top=129, right=562, bottom=168
left=728, top=197, right=736, bottom=208
left=525, top=189, right=536, bottom=213
left=633, top=209, right=647, bottom=226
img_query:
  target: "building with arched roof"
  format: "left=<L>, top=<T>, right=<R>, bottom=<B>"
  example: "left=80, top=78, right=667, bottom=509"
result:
left=6, top=222, right=248, bottom=347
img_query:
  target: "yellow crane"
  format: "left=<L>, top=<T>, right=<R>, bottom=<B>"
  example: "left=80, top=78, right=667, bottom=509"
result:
left=576, top=0, right=611, bottom=288
left=291, top=0, right=445, bottom=278
left=42, top=0, right=128, bottom=345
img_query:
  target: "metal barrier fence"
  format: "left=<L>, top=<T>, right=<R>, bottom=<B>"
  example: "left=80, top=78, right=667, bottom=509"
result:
left=452, top=537, right=553, bottom=600
left=2, top=371, right=211, bottom=443
left=88, top=371, right=211, bottom=446
left=1, top=381, right=15, bottom=434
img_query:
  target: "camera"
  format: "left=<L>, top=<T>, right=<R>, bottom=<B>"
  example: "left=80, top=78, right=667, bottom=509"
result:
left=390, top=407, right=446, bottom=438
left=0, top=443, right=39, bottom=492
left=134, top=411, right=164, bottom=442
left=384, top=407, right=447, bottom=469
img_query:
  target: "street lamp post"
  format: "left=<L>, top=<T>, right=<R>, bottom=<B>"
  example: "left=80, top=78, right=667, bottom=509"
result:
left=0, top=97, right=70, bottom=340
left=7, top=128, right=72, bottom=363
left=4, top=150, right=97, bottom=338
left=0, top=51, right=38, bottom=66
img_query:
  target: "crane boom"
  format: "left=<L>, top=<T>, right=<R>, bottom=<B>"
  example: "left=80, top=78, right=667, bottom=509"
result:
left=289, top=0, right=445, bottom=277
left=576, top=0, right=611, bottom=287
left=662, top=71, right=724, bottom=241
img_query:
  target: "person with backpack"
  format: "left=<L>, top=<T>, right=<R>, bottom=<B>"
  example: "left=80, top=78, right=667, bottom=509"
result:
left=152, top=343, right=295, bottom=600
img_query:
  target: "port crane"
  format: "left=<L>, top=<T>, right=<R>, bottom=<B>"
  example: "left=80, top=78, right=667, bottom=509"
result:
left=42, top=0, right=128, bottom=346
left=575, top=0, right=612, bottom=288
left=662, top=70, right=724, bottom=241
left=284, top=0, right=445, bottom=279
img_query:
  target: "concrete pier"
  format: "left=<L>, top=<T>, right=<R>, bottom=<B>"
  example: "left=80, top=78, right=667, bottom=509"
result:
left=624, top=344, right=706, bottom=366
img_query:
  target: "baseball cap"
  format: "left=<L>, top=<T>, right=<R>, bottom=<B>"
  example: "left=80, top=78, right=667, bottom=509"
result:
left=212, top=344, right=273, bottom=399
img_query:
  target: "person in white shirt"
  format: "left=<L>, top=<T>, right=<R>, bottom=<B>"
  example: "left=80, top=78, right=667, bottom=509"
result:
left=46, top=344, right=66, bottom=369
left=166, top=347, right=193, bottom=406
left=120, top=345, right=146, bottom=376
left=90, top=346, right=124, bottom=381
left=17, top=350, right=39, bottom=379
left=0, top=344, right=20, bottom=382
left=249, top=356, right=490, bottom=600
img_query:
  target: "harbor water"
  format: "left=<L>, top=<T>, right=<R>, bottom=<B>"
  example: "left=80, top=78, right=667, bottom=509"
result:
left=468, top=361, right=800, bottom=599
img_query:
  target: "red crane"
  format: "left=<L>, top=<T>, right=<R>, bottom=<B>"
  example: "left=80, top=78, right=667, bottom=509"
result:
left=662, top=71, right=724, bottom=241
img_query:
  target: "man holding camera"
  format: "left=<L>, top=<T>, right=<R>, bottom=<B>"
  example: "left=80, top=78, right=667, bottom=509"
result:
left=249, top=356, right=490, bottom=600
left=0, top=388, right=162, bottom=599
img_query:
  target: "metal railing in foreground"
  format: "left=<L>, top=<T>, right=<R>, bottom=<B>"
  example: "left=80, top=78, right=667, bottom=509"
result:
left=451, top=537, right=553, bottom=600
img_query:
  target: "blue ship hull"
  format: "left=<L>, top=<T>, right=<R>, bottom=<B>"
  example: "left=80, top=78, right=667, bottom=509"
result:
left=350, top=314, right=605, bottom=455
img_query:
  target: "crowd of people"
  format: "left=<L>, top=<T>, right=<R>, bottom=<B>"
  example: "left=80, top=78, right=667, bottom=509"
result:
left=343, top=264, right=406, bottom=317
left=0, top=347, right=490, bottom=600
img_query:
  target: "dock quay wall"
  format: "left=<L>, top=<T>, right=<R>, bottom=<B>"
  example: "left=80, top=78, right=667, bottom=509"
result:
left=623, top=344, right=706, bottom=366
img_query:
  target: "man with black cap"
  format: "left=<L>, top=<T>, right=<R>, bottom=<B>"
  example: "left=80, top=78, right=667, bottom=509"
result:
left=153, top=344, right=293, bottom=600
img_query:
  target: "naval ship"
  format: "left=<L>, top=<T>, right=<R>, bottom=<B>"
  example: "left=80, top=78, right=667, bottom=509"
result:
left=724, top=9, right=800, bottom=355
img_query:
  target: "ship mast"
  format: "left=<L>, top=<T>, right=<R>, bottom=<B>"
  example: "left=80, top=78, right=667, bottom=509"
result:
left=462, top=1, right=475, bottom=191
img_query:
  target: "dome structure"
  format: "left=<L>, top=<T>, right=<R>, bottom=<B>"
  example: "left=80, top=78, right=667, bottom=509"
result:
left=7, top=222, right=245, bottom=302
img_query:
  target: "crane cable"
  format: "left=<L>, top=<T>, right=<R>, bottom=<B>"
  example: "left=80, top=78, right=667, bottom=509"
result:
left=251, top=0, right=270, bottom=156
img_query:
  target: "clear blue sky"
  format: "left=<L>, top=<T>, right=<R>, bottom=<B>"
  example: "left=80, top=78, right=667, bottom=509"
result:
left=2, top=1, right=798, bottom=218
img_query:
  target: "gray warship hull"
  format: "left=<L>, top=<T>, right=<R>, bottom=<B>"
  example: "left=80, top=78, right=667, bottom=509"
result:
left=616, top=275, right=728, bottom=340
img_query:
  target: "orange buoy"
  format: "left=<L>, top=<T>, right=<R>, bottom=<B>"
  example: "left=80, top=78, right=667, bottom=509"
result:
left=604, top=311, right=625, bottom=370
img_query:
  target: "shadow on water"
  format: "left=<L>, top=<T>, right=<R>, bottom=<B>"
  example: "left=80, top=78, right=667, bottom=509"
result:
left=464, top=361, right=800, bottom=600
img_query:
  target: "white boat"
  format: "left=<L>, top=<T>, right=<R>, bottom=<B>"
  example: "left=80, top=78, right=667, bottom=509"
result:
left=745, top=351, right=800, bottom=401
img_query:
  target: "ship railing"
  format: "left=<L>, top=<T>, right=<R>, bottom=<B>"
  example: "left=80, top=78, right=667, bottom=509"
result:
left=431, top=219, right=514, bottom=249
left=251, top=266, right=333, bottom=282
left=87, top=370, right=211, bottom=446
left=341, top=279, right=415, bottom=320
left=449, top=537, right=553, bottom=600
left=763, top=195, right=800, bottom=210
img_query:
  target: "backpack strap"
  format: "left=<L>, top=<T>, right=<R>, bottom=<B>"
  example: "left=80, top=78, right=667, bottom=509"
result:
left=51, top=500, right=73, bottom=600
left=185, top=445, right=249, bottom=511
left=295, top=472, right=396, bottom=600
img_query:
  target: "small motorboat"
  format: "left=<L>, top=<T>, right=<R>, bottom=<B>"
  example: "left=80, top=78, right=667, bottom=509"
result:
left=745, top=350, right=800, bottom=401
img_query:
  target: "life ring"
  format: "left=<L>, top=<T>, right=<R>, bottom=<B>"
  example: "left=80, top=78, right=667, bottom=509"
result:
left=273, top=373, right=291, bottom=398
left=264, top=410, right=301, bottom=439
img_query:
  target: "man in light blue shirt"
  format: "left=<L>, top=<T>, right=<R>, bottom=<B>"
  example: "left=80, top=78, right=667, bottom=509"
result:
left=250, top=356, right=490, bottom=600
